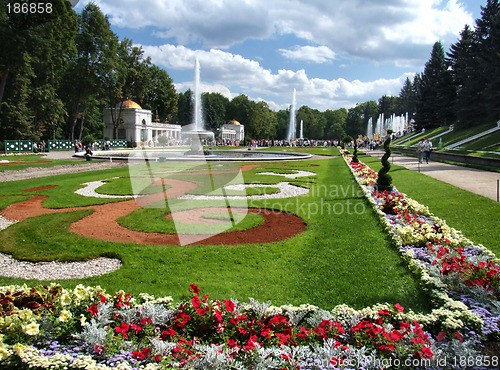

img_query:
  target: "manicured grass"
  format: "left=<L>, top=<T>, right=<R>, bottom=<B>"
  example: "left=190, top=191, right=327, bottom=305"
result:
left=0, top=155, right=430, bottom=312
left=360, top=154, right=500, bottom=255
left=0, top=154, right=83, bottom=171
left=118, top=208, right=264, bottom=234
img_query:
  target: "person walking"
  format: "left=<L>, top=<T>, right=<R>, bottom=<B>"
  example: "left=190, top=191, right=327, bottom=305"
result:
left=424, top=138, right=433, bottom=164
left=417, top=138, right=425, bottom=163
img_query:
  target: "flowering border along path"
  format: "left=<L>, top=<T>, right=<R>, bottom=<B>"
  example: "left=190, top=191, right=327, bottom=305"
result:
left=0, top=158, right=498, bottom=369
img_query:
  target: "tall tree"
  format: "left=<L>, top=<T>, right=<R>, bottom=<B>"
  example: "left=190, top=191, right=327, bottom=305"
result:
left=398, top=77, right=417, bottom=117
left=1, top=0, right=77, bottom=140
left=475, top=0, right=500, bottom=123
left=143, top=65, right=177, bottom=122
left=447, top=25, right=482, bottom=128
left=61, top=2, right=117, bottom=140
left=202, top=92, right=229, bottom=132
left=415, top=41, right=453, bottom=129
left=324, top=108, right=347, bottom=141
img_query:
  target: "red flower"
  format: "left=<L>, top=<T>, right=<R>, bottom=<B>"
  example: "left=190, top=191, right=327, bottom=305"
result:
left=141, top=317, right=152, bottom=325
left=131, top=324, right=142, bottom=333
left=98, top=294, right=107, bottom=303
left=189, top=284, right=200, bottom=295
left=379, top=345, right=395, bottom=352
left=224, top=300, right=235, bottom=312
left=237, top=327, right=248, bottom=335
left=227, top=339, right=239, bottom=348
left=115, top=323, right=130, bottom=339
left=394, top=303, right=404, bottom=313
left=195, top=307, right=207, bottom=316
left=88, top=304, right=98, bottom=317
left=421, top=346, right=433, bottom=358
left=132, top=347, right=151, bottom=360
left=437, top=332, right=447, bottom=341
left=192, top=295, right=201, bottom=308
left=261, top=328, right=272, bottom=338
left=454, top=332, right=463, bottom=343
left=161, top=327, right=177, bottom=339
left=175, top=312, right=191, bottom=328
left=412, top=337, right=425, bottom=346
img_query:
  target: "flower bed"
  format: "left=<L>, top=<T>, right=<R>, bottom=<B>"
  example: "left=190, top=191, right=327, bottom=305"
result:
left=340, top=149, right=499, bottom=345
left=0, top=153, right=498, bottom=369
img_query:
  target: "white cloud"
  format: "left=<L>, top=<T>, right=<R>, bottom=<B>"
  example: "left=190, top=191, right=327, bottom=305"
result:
left=278, top=45, right=336, bottom=63
left=82, top=0, right=474, bottom=64
left=140, top=44, right=414, bottom=110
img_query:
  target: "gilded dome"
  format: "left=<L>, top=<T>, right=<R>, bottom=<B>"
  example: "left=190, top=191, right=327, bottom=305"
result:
left=229, top=119, right=241, bottom=125
left=117, top=100, right=142, bottom=110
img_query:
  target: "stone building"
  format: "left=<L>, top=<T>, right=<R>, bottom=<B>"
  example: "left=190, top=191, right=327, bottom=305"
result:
left=103, top=100, right=181, bottom=146
left=219, top=119, right=245, bottom=142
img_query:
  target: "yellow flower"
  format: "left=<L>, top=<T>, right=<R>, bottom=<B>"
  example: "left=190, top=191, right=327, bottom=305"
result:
left=22, top=322, right=40, bottom=336
left=80, top=314, right=86, bottom=326
left=60, top=293, right=72, bottom=306
left=13, top=343, right=24, bottom=355
left=58, top=310, right=72, bottom=323
left=0, top=346, right=10, bottom=361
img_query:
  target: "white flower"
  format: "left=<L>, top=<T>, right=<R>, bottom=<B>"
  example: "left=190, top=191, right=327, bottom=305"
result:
left=60, top=293, right=72, bottom=306
left=58, top=310, right=72, bottom=323
left=22, top=322, right=39, bottom=336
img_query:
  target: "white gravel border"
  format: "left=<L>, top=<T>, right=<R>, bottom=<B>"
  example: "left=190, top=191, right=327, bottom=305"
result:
left=0, top=205, right=121, bottom=280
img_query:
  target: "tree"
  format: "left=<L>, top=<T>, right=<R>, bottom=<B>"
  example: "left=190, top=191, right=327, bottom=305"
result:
left=176, top=90, right=194, bottom=126
left=104, top=39, right=152, bottom=139
left=345, top=105, right=364, bottom=137
left=324, top=108, right=347, bottom=141
left=143, top=65, right=177, bottom=122
left=202, top=92, right=229, bottom=132
left=475, top=0, right=500, bottom=123
left=61, top=2, right=116, bottom=141
left=398, top=77, right=417, bottom=117
left=448, top=25, right=481, bottom=128
left=415, top=41, right=453, bottom=129
left=0, top=0, right=77, bottom=140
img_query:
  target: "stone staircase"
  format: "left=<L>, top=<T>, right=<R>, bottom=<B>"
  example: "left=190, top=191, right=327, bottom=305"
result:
left=444, top=121, right=500, bottom=149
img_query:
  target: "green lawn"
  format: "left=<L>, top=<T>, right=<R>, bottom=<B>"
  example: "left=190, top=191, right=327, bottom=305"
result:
left=360, top=153, right=500, bottom=255
left=0, top=156, right=430, bottom=312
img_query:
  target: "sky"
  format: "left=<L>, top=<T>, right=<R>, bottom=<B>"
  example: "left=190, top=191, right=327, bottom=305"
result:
left=76, top=0, right=487, bottom=112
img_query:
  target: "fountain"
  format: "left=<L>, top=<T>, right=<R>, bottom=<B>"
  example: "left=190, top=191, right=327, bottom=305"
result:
left=366, top=117, right=373, bottom=140
left=299, top=119, right=304, bottom=140
left=182, top=58, right=215, bottom=154
left=287, top=89, right=297, bottom=143
left=77, top=62, right=311, bottom=161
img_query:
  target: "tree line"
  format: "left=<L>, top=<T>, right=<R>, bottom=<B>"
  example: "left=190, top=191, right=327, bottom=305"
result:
left=1, top=0, right=499, bottom=144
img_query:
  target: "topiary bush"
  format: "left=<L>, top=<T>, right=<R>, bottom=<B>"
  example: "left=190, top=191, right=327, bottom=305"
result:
left=376, top=130, right=393, bottom=192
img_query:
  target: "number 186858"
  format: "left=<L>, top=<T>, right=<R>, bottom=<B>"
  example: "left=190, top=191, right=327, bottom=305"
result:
left=7, top=2, right=53, bottom=14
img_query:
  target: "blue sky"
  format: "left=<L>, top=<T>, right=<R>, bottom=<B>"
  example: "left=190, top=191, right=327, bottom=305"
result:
left=77, top=0, right=486, bottom=112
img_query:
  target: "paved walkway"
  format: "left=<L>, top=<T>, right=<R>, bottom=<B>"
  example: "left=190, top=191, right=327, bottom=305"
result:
left=363, top=149, right=500, bottom=202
